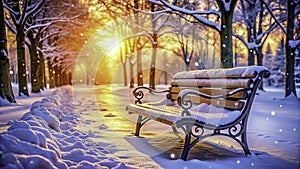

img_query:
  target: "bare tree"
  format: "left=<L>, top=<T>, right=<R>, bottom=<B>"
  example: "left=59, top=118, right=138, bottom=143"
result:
left=261, top=0, right=299, bottom=97
left=150, top=0, right=238, bottom=68
left=236, top=0, right=286, bottom=67
left=0, top=0, right=15, bottom=104
left=285, top=0, right=299, bottom=97
left=4, top=0, right=45, bottom=96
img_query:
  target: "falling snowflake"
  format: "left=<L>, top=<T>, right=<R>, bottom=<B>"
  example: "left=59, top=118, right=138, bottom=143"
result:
left=271, top=111, right=276, bottom=116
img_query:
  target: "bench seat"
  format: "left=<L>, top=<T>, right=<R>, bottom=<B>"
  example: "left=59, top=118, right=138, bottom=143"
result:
left=126, top=66, right=270, bottom=160
left=126, top=99, right=242, bottom=127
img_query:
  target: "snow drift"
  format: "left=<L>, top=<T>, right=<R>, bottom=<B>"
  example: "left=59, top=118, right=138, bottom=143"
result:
left=0, top=87, right=133, bottom=169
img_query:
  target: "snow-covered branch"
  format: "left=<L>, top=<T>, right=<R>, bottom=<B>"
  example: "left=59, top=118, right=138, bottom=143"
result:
left=22, top=0, right=45, bottom=29
left=154, top=15, right=169, bottom=32
left=18, top=0, right=30, bottom=26
left=134, top=8, right=171, bottom=15
left=150, top=0, right=221, bottom=31
left=25, top=22, right=53, bottom=34
left=4, top=19, right=17, bottom=34
left=261, top=0, right=287, bottom=34
left=289, top=40, right=300, bottom=48
left=256, top=17, right=286, bottom=42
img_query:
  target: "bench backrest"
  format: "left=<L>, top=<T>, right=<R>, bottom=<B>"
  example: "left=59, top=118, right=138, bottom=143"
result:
left=167, top=66, right=270, bottom=111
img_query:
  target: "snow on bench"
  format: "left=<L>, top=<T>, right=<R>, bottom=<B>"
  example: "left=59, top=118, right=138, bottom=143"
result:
left=126, top=66, right=270, bottom=160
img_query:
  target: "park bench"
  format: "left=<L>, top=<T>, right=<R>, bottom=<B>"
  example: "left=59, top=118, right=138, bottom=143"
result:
left=126, top=66, right=270, bottom=160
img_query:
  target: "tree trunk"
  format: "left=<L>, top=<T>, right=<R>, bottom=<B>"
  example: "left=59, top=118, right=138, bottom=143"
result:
left=241, top=0, right=257, bottom=65
left=149, top=35, right=157, bottom=89
left=122, top=62, right=127, bottom=86
left=16, top=31, right=29, bottom=96
left=220, top=14, right=233, bottom=68
left=86, top=72, right=89, bottom=85
left=68, top=72, right=73, bottom=85
left=129, top=60, right=134, bottom=88
left=62, top=71, right=67, bottom=85
left=164, top=71, right=168, bottom=85
left=136, top=38, right=143, bottom=86
left=47, top=57, right=55, bottom=88
left=285, top=0, right=297, bottom=97
left=120, top=42, right=127, bottom=86
left=53, top=58, right=61, bottom=87
left=38, top=46, right=46, bottom=89
left=0, top=0, right=15, bottom=103
left=217, top=0, right=238, bottom=68
left=28, top=34, right=41, bottom=93
left=134, top=0, right=143, bottom=86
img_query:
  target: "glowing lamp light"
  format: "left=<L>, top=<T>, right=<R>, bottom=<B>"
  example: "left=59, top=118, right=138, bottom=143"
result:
left=9, top=70, right=13, bottom=75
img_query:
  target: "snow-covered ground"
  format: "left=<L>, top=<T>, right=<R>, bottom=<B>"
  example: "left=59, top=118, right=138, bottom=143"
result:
left=0, top=84, right=299, bottom=169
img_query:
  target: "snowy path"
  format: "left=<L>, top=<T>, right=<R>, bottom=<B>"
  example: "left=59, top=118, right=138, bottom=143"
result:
left=1, top=85, right=299, bottom=169
left=248, top=88, right=300, bottom=163
left=70, top=85, right=300, bottom=168
left=70, top=86, right=162, bottom=168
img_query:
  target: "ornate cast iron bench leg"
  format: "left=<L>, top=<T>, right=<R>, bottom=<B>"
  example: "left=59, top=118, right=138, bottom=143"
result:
left=134, top=115, right=151, bottom=136
left=181, top=132, right=192, bottom=160
left=241, top=129, right=251, bottom=155
left=135, top=115, right=143, bottom=136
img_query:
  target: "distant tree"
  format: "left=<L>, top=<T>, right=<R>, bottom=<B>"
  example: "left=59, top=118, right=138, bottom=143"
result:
left=0, top=0, right=15, bottom=103
left=269, top=38, right=285, bottom=87
left=235, top=0, right=286, bottom=67
left=172, top=18, right=198, bottom=71
left=239, top=0, right=257, bottom=66
left=263, top=43, right=273, bottom=71
left=41, top=0, right=90, bottom=87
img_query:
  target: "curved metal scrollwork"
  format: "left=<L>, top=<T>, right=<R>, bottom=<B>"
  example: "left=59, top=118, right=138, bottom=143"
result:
left=180, top=100, right=193, bottom=110
left=134, top=90, right=144, bottom=104
left=228, top=123, right=244, bottom=137
left=181, top=109, right=191, bottom=116
left=132, top=86, right=170, bottom=104
left=191, top=125, right=204, bottom=137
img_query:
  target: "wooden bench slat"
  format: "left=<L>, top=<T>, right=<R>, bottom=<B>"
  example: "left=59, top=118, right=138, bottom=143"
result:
left=127, top=104, right=178, bottom=126
left=127, top=103, right=242, bottom=127
left=169, top=94, right=245, bottom=110
left=170, top=87, right=248, bottom=99
left=170, top=79, right=253, bottom=88
left=173, top=67, right=258, bottom=79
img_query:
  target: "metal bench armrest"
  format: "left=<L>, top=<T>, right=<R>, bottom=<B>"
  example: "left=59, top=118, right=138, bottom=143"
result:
left=132, top=86, right=170, bottom=104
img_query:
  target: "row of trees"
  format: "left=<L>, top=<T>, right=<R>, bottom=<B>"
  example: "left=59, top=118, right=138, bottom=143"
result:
left=0, top=0, right=299, bottom=105
left=85, top=0, right=299, bottom=96
left=1, top=0, right=95, bottom=103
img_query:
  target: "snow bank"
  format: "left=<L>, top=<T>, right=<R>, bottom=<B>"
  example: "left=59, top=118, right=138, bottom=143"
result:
left=0, top=87, right=134, bottom=169
left=0, top=96, right=16, bottom=107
